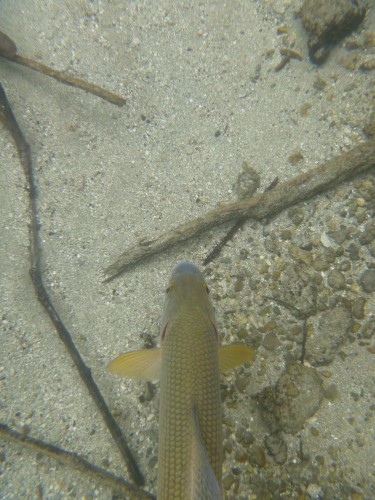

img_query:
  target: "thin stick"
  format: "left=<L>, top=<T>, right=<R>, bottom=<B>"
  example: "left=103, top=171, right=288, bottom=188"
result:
left=0, top=31, right=125, bottom=107
left=202, top=217, right=247, bottom=266
left=11, top=54, right=126, bottom=106
left=0, top=84, right=144, bottom=486
left=203, top=177, right=279, bottom=266
left=300, top=320, right=307, bottom=365
left=0, top=424, right=155, bottom=499
left=104, top=139, right=375, bottom=281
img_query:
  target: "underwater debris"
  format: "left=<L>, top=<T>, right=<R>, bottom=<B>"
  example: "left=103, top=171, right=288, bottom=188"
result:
left=254, top=363, right=324, bottom=435
left=301, top=0, right=367, bottom=64
left=104, top=139, right=375, bottom=281
left=0, top=31, right=125, bottom=106
left=0, top=83, right=143, bottom=486
left=0, top=424, right=154, bottom=500
left=306, top=306, right=352, bottom=366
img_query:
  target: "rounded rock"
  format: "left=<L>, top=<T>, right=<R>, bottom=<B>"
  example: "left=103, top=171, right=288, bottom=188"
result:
left=327, top=270, right=346, bottom=290
left=359, top=269, right=375, bottom=293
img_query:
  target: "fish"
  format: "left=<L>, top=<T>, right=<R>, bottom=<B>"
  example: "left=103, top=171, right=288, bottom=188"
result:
left=108, top=262, right=255, bottom=499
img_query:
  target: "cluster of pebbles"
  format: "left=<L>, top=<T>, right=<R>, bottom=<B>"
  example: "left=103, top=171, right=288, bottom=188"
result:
left=206, top=170, right=374, bottom=498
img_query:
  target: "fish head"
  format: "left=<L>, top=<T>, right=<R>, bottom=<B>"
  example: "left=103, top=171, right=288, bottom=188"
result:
left=160, top=262, right=217, bottom=341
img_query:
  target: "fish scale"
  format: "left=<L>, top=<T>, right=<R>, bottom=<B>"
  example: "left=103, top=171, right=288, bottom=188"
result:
left=158, top=308, right=222, bottom=499
left=108, top=262, right=254, bottom=499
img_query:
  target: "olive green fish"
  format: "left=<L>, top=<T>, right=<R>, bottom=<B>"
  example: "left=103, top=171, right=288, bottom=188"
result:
left=108, top=262, right=254, bottom=499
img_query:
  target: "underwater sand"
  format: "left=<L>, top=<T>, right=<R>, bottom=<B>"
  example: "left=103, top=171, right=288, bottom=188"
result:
left=0, top=0, right=374, bottom=498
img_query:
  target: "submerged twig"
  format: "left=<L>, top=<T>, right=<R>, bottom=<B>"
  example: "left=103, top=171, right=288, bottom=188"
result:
left=263, top=295, right=309, bottom=321
left=104, top=139, right=375, bottom=281
left=203, top=217, right=247, bottom=266
left=0, top=83, right=144, bottom=486
left=300, top=320, right=308, bottom=365
left=203, top=177, right=279, bottom=266
left=0, top=424, right=155, bottom=499
left=0, top=31, right=126, bottom=106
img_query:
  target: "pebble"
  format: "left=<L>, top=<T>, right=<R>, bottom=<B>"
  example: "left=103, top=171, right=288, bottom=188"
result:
left=307, top=306, right=352, bottom=366
left=264, top=237, right=281, bottom=255
left=255, top=364, right=323, bottom=434
left=280, top=229, right=292, bottom=240
left=234, top=161, right=260, bottom=199
left=262, top=331, right=281, bottom=351
left=264, top=434, right=287, bottom=464
left=351, top=297, right=366, bottom=319
left=288, top=150, right=304, bottom=165
left=327, top=269, right=346, bottom=290
left=235, top=375, right=250, bottom=393
left=234, top=447, right=248, bottom=463
left=329, top=228, right=349, bottom=245
left=223, top=473, right=235, bottom=490
left=272, top=263, right=317, bottom=318
left=359, top=221, right=375, bottom=245
left=236, top=425, right=255, bottom=446
left=313, top=257, right=330, bottom=271
left=338, top=259, right=351, bottom=272
left=369, top=241, right=375, bottom=258
left=323, top=247, right=337, bottom=264
left=306, top=483, right=324, bottom=499
left=348, top=243, right=360, bottom=261
left=288, top=207, right=304, bottom=225
left=361, top=319, right=375, bottom=339
left=320, top=231, right=332, bottom=247
left=324, top=383, right=339, bottom=402
left=289, top=244, right=313, bottom=266
left=249, top=445, right=266, bottom=468
left=351, top=493, right=364, bottom=500
left=359, top=269, right=375, bottom=292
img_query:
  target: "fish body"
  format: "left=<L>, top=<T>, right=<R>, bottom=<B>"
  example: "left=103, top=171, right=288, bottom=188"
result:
left=108, top=263, right=254, bottom=499
left=158, top=263, right=222, bottom=498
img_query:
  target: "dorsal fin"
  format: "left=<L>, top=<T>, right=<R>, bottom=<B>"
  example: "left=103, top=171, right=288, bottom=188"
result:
left=190, top=404, right=222, bottom=499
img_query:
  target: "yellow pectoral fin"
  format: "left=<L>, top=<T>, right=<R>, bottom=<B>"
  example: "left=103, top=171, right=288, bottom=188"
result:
left=108, top=348, right=161, bottom=381
left=219, top=344, right=255, bottom=372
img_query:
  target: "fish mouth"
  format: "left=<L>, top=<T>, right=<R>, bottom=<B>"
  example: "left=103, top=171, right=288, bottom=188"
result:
left=172, top=262, right=203, bottom=278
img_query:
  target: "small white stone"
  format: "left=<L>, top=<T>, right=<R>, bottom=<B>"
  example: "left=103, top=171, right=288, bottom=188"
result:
left=320, top=231, right=332, bottom=248
left=306, top=483, right=324, bottom=499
